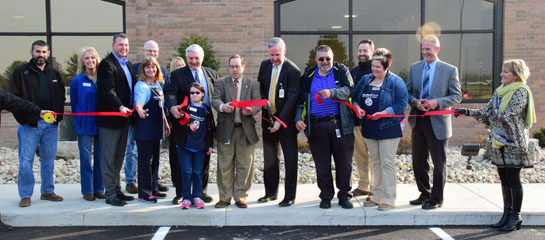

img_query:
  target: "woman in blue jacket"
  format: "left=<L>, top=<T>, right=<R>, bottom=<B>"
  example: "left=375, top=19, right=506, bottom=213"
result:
left=352, top=48, right=408, bottom=211
left=70, top=47, right=104, bottom=201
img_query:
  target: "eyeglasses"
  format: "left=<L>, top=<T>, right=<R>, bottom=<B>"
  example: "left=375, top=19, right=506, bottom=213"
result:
left=190, top=92, right=202, bottom=95
left=318, top=57, right=331, bottom=62
left=229, top=65, right=242, bottom=69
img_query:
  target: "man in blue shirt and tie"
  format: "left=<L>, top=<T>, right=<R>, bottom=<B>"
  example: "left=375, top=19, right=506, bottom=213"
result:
left=406, top=35, right=462, bottom=210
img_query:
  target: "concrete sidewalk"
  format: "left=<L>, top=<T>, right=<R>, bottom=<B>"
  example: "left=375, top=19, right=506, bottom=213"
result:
left=1, top=183, right=544, bottom=226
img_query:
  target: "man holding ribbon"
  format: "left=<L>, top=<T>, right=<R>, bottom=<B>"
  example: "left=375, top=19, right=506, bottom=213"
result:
left=10, top=40, right=66, bottom=208
left=257, top=37, right=301, bottom=207
left=212, top=54, right=261, bottom=208
left=406, top=35, right=461, bottom=210
left=295, top=45, right=355, bottom=209
left=166, top=44, right=218, bottom=204
left=95, top=33, right=137, bottom=207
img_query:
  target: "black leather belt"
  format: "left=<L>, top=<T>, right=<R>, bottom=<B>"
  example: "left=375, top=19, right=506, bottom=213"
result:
left=310, top=115, right=340, bottom=123
left=233, top=122, right=242, bottom=128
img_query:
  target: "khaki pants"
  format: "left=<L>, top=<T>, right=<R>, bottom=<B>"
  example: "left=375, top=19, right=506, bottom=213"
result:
left=216, top=127, right=255, bottom=202
left=353, top=126, right=372, bottom=192
left=365, top=137, right=400, bottom=205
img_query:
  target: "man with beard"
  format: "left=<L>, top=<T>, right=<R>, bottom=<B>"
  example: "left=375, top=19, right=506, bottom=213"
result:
left=350, top=39, right=374, bottom=199
left=295, top=45, right=355, bottom=209
left=10, top=40, right=66, bottom=207
left=406, top=35, right=461, bottom=210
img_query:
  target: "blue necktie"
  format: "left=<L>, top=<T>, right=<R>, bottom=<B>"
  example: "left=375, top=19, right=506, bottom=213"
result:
left=422, top=65, right=431, bottom=99
left=194, top=71, right=201, bottom=83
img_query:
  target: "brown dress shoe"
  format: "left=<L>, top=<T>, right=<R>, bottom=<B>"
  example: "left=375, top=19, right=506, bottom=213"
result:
left=235, top=200, right=248, bottom=208
left=83, top=194, right=96, bottom=201
left=40, top=193, right=63, bottom=201
left=19, top=198, right=31, bottom=207
left=125, top=183, right=138, bottom=194
left=214, top=200, right=231, bottom=208
left=158, top=183, right=169, bottom=192
left=352, top=189, right=371, bottom=196
left=94, top=193, right=105, bottom=199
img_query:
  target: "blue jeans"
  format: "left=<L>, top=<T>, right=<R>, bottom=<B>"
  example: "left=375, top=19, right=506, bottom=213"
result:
left=78, top=134, right=104, bottom=195
left=124, top=128, right=138, bottom=184
left=125, top=128, right=162, bottom=184
left=17, top=120, right=58, bottom=198
left=177, top=146, right=204, bottom=199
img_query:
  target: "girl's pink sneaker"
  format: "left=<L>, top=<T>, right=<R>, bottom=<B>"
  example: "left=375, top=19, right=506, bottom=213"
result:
left=193, top=197, right=205, bottom=209
left=181, top=199, right=191, bottom=209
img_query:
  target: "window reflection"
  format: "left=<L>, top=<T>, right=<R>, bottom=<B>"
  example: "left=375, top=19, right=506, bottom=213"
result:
left=353, top=0, right=420, bottom=31
left=282, top=35, right=349, bottom=71
left=0, top=0, right=46, bottom=32
left=51, top=36, right=113, bottom=77
left=280, top=0, right=349, bottom=31
left=353, top=34, right=420, bottom=81
left=52, top=0, right=123, bottom=32
left=425, top=0, right=493, bottom=31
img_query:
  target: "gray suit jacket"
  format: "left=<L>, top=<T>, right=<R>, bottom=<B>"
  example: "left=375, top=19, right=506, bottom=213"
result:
left=406, top=59, right=462, bottom=140
left=212, top=76, right=261, bottom=145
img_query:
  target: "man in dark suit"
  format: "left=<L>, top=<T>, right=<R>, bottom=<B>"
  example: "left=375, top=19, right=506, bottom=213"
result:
left=406, top=35, right=462, bottom=210
left=124, top=39, right=170, bottom=194
left=257, top=37, right=301, bottom=207
left=212, top=54, right=261, bottom=209
left=95, top=33, right=136, bottom=206
left=165, top=44, right=218, bottom=204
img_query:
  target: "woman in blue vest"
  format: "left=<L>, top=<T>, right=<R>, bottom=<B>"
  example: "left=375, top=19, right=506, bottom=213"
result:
left=70, top=47, right=104, bottom=201
left=352, top=48, right=408, bottom=211
left=133, top=56, right=170, bottom=203
left=178, top=82, right=215, bottom=209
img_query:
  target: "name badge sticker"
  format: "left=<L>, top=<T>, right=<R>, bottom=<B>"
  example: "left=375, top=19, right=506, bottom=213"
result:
left=82, top=82, right=91, bottom=87
left=189, top=107, right=197, bottom=112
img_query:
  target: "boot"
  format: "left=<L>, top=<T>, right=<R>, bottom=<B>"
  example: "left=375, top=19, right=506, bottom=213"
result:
left=491, top=187, right=511, bottom=228
left=500, top=188, right=523, bottom=231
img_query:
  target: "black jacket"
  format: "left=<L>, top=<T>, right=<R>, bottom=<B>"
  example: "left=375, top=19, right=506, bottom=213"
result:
left=0, top=88, right=42, bottom=126
left=350, top=60, right=372, bottom=86
left=9, top=60, right=65, bottom=126
left=95, top=53, right=137, bottom=128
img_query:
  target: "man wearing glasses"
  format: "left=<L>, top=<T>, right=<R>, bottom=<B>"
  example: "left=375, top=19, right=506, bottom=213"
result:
left=295, top=45, right=355, bottom=209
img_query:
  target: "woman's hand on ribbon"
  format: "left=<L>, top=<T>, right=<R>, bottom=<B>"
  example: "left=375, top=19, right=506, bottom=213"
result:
left=355, top=106, right=365, bottom=119
left=136, top=108, right=149, bottom=119
left=369, top=110, right=388, bottom=120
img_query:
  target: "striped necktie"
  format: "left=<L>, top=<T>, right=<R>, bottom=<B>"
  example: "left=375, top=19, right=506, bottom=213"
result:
left=422, top=65, right=431, bottom=99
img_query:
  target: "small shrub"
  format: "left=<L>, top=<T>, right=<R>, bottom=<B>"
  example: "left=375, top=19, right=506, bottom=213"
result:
left=396, top=137, right=412, bottom=155
left=533, top=127, right=545, bottom=147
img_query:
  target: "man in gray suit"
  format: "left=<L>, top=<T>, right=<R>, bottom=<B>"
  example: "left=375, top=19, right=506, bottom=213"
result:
left=406, top=35, right=462, bottom=210
left=212, top=54, right=261, bottom=209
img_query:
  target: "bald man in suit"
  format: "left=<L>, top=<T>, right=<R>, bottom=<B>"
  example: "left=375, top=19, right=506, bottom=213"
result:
left=406, top=35, right=461, bottom=210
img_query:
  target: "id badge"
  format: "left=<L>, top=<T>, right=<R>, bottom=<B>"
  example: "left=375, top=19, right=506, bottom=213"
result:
left=279, top=88, right=285, bottom=98
left=335, top=128, right=341, bottom=138
left=225, top=140, right=230, bottom=145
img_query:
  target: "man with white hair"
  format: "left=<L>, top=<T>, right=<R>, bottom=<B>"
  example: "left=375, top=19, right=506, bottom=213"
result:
left=165, top=44, right=218, bottom=204
left=123, top=40, right=170, bottom=195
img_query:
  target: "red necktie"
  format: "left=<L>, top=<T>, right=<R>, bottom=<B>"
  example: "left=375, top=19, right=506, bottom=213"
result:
left=233, top=79, right=239, bottom=100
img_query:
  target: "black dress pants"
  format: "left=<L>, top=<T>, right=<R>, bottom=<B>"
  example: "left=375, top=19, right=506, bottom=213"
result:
left=308, top=120, right=354, bottom=201
left=411, top=116, right=447, bottom=203
left=136, top=140, right=160, bottom=199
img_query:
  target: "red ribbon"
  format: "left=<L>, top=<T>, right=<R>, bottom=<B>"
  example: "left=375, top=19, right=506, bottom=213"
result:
left=177, top=96, right=191, bottom=126
left=365, top=109, right=457, bottom=120
left=53, top=108, right=135, bottom=117
left=315, top=93, right=361, bottom=118
left=229, top=99, right=287, bottom=129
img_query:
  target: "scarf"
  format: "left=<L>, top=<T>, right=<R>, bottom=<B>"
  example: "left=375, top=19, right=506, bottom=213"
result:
left=492, top=82, right=536, bottom=148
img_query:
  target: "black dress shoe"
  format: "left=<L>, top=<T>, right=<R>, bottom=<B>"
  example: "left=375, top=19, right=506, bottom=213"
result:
left=422, top=201, right=442, bottom=210
left=0, top=221, right=13, bottom=232
left=339, top=199, right=353, bottom=209
left=278, top=199, right=294, bottom=207
left=125, top=183, right=138, bottom=194
left=319, top=199, right=331, bottom=209
left=257, top=195, right=278, bottom=203
left=106, top=197, right=127, bottom=207
left=409, top=196, right=430, bottom=205
left=117, top=192, right=135, bottom=201
left=202, top=194, right=213, bottom=203
left=172, top=196, right=182, bottom=205
left=158, top=183, right=169, bottom=192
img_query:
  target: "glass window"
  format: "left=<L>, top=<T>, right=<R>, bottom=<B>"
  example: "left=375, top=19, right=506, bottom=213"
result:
left=51, top=36, right=113, bottom=75
left=433, top=34, right=493, bottom=99
left=353, top=34, right=421, bottom=81
left=280, top=0, right=349, bottom=31
left=282, top=35, right=349, bottom=71
left=0, top=37, right=44, bottom=89
left=0, top=0, right=46, bottom=32
left=425, top=0, right=494, bottom=31
left=353, top=0, right=420, bottom=31
left=51, top=0, right=123, bottom=32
